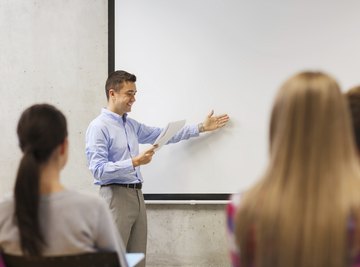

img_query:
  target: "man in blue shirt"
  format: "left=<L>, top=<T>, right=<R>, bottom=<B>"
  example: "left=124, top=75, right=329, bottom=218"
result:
left=85, top=70, right=229, bottom=266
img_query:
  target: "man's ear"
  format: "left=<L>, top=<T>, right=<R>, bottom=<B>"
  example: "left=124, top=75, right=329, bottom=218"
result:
left=109, top=89, right=116, bottom=99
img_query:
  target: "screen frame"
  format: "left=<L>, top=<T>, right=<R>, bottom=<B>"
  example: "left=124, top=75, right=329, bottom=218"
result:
left=108, top=0, right=230, bottom=201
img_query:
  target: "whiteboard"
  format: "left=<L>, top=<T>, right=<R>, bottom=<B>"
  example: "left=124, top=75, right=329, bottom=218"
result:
left=111, top=0, right=360, bottom=198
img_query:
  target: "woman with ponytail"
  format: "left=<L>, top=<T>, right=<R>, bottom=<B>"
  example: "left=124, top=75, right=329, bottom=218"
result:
left=0, top=104, right=128, bottom=267
left=227, top=71, right=360, bottom=267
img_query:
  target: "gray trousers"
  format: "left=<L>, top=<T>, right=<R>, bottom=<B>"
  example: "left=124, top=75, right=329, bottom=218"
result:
left=99, top=185, right=147, bottom=267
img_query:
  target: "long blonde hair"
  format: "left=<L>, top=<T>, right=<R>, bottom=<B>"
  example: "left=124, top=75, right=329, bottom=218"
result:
left=346, top=86, right=360, bottom=152
left=235, top=71, right=360, bottom=267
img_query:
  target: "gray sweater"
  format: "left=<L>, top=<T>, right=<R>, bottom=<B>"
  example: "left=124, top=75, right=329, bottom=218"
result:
left=0, top=189, right=128, bottom=267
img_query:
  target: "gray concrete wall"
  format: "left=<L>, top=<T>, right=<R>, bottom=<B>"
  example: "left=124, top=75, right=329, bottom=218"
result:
left=0, top=1, right=230, bottom=266
left=147, top=204, right=229, bottom=267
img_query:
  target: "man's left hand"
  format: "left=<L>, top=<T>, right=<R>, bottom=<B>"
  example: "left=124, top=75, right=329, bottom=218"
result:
left=200, top=110, right=230, bottom=132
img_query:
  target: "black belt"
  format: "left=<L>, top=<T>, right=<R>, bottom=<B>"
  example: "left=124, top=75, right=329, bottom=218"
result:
left=102, top=183, right=142, bottom=189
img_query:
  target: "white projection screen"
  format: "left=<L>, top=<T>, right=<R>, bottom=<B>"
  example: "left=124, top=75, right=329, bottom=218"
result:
left=109, top=0, right=360, bottom=201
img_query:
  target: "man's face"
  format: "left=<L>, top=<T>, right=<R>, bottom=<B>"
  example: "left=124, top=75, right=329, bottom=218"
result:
left=110, top=82, right=137, bottom=115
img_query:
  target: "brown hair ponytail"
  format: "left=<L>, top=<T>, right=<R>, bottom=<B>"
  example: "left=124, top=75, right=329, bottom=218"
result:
left=14, top=151, right=43, bottom=255
left=14, top=104, right=67, bottom=256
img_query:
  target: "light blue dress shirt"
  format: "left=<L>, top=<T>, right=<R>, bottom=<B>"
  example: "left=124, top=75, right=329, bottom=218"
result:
left=85, top=108, right=199, bottom=185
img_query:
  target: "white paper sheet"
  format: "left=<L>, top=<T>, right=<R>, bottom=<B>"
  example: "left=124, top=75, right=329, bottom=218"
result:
left=153, top=120, right=186, bottom=151
left=126, top=253, right=144, bottom=267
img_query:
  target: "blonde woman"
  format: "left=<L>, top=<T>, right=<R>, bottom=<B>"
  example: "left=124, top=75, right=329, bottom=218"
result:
left=346, top=85, right=360, bottom=153
left=227, top=72, right=360, bottom=267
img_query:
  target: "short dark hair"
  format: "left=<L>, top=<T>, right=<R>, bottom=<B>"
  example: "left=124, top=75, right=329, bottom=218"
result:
left=105, top=70, right=136, bottom=100
left=346, top=86, right=360, bottom=152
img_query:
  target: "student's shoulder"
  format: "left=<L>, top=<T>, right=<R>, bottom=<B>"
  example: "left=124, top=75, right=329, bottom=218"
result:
left=0, top=192, right=14, bottom=207
left=229, top=192, right=243, bottom=208
left=64, top=189, right=107, bottom=208
left=0, top=193, right=15, bottom=221
left=227, top=192, right=245, bottom=218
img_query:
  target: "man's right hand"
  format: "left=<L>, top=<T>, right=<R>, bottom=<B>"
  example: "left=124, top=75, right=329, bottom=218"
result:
left=132, top=145, right=157, bottom=167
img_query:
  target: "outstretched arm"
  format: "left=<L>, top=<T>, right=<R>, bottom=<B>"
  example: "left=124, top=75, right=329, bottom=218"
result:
left=199, top=110, right=230, bottom=132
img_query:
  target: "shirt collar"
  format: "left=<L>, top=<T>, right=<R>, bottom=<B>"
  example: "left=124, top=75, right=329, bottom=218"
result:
left=101, top=108, right=128, bottom=123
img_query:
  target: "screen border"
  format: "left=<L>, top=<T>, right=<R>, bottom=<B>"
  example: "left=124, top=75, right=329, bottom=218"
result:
left=108, top=0, right=230, bottom=201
